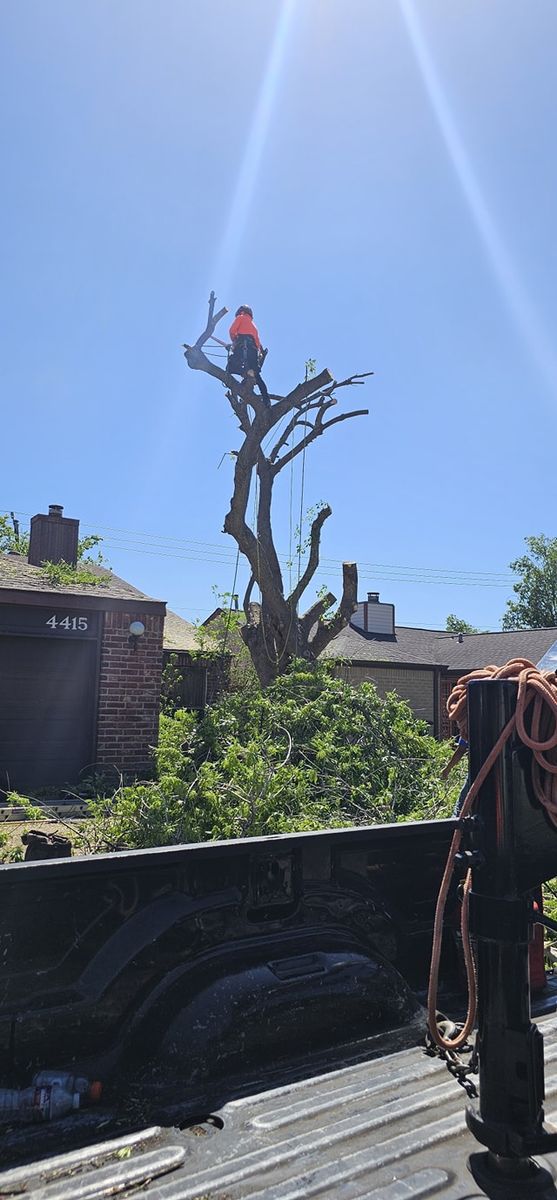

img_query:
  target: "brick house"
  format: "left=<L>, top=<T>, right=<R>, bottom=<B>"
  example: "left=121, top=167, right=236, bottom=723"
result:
left=321, top=592, right=557, bottom=738
left=0, top=505, right=192, bottom=793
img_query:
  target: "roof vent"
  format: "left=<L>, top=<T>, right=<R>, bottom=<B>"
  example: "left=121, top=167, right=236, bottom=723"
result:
left=28, top=505, right=79, bottom=568
left=367, top=592, right=380, bottom=603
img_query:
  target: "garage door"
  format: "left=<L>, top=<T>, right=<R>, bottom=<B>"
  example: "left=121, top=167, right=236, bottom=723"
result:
left=0, top=636, right=97, bottom=792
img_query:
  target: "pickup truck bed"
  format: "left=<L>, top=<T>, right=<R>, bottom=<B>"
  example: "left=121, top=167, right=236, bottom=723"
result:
left=2, top=1012, right=557, bottom=1199
left=2, top=816, right=556, bottom=1198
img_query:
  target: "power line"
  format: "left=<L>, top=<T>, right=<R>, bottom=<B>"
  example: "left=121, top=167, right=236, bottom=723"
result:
left=96, top=543, right=512, bottom=588
left=96, top=542, right=517, bottom=584
left=3, top=506, right=518, bottom=585
left=87, top=524, right=517, bottom=580
left=95, top=535, right=514, bottom=585
left=97, top=542, right=513, bottom=588
left=170, top=604, right=499, bottom=632
left=319, top=556, right=513, bottom=580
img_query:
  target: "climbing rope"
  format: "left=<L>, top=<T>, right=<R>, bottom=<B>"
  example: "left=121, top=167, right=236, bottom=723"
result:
left=428, top=658, right=557, bottom=1051
left=220, top=545, right=240, bottom=657
left=288, top=425, right=295, bottom=595
left=296, top=437, right=307, bottom=595
left=294, top=430, right=307, bottom=657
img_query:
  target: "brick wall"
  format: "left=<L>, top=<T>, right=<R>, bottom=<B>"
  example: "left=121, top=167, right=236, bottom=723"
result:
left=96, top=610, right=164, bottom=778
left=345, top=663, right=436, bottom=731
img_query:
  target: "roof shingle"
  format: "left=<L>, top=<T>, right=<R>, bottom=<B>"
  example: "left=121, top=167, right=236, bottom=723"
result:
left=0, top=552, right=163, bottom=604
left=163, top=610, right=199, bottom=651
left=322, top=621, right=557, bottom=671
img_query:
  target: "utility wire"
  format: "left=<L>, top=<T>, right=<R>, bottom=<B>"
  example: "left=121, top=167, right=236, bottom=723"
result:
left=95, top=540, right=514, bottom=587
left=95, top=541, right=517, bottom=584
left=171, top=604, right=506, bottom=632
left=3, top=507, right=517, bottom=584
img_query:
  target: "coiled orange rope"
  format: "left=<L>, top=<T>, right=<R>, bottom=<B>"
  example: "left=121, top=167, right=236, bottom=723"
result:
left=428, top=658, right=557, bottom=1051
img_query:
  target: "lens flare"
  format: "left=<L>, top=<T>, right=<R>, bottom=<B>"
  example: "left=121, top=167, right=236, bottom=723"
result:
left=211, top=0, right=297, bottom=293
left=399, top=0, right=557, bottom=402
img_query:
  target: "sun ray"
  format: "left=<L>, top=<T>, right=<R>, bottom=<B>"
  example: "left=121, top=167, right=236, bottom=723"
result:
left=399, top=0, right=557, bottom=401
left=211, top=0, right=297, bottom=295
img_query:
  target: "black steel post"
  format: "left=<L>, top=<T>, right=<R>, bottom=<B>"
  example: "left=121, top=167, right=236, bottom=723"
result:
left=465, top=679, right=557, bottom=1196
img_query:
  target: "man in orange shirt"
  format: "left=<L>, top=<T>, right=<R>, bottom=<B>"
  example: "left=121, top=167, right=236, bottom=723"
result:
left=228, top=306, right=269, bottom=402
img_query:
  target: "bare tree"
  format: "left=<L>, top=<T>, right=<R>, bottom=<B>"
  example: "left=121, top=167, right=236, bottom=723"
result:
left=183, top=293, right=371, bottom=685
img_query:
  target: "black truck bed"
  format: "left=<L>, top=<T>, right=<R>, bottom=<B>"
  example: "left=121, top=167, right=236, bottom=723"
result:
left=2, top=813, right=557, bottom=1198
left=2, top=1012, right=557, bottom=1198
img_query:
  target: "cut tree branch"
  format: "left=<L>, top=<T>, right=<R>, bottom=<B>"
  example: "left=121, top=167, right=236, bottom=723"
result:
left=285, top=368, right=334, bottom=408
left=269, top=414, right=315, bottom=463
left=299, top=592, right=336, bottom=640
left=195, top=290, right=228, bottom=349
left=274, top=405, right=368, bottom=475
left=288, top=504, right=332, bottom=608
left=269, top=397, right=337, bottom=465
left=321, top=408, right=369, bottom=432
left=309, top=562, right=359, bottom=658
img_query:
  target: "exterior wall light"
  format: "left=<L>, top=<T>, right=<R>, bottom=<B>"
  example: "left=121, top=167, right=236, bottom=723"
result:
left=129, top=620, right=146, bottom=650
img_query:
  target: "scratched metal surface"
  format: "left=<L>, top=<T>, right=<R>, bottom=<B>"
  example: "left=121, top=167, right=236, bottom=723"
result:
left=3, top=1014, right=557, bottom=1199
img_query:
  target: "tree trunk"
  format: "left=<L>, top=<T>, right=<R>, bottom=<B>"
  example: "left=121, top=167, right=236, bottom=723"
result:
left=184, top=293, right=371, bottom=686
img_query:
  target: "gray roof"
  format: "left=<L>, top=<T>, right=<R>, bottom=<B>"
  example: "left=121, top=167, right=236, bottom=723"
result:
left=163, top=610, right=199, bottom=652
left=438, top=627, right=557, bottom=671
left=0, top=554, right=202, bottom=649
left=0, top=552, right=163, bottom=604
left=322, top=621, right=557, bottom=672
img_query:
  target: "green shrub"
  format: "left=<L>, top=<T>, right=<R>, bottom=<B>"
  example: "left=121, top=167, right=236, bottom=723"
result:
left=79, top=661, right=459, bottom=852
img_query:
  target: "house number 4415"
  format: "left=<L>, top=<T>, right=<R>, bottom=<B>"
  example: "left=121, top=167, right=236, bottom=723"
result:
left=46, top=615, right=89, bottom=631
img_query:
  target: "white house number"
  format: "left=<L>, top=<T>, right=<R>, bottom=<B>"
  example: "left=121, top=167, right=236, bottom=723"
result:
left=46, top=615, right=89, bottom=631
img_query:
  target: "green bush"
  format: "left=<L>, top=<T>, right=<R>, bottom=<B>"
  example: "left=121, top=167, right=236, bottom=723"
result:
left=79, top=661, right=459, bottom=853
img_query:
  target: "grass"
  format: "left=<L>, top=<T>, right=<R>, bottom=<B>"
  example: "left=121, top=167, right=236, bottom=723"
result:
left=0, top=819, right=88, bottom=862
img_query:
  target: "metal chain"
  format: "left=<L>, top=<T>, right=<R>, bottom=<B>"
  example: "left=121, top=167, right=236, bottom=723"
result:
left=424, top=1015, right=479, bottom=1099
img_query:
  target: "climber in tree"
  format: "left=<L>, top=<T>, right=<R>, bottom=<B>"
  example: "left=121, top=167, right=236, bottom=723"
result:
left=228, top=305, right=269, bottom=402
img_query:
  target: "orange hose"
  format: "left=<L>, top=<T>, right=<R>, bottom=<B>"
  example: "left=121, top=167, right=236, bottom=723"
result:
left=428, top=659, right=557, bottom=1050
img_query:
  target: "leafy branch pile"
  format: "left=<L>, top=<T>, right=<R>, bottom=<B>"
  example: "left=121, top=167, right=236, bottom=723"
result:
left=73, top=661, right=459, bottom=853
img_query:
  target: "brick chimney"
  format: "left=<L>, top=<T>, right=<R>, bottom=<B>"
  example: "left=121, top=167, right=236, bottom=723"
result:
left=351, top=592, right=395, bottom=637
left=28, top=505, right=79, bottom=567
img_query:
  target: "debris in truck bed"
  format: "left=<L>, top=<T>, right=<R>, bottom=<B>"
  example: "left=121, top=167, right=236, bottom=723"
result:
left=2, top=1019, right=557, bottom=1197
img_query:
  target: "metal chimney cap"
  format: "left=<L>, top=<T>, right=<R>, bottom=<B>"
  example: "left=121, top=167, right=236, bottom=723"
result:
left=48, top=505, right=64, bottom=518
left=367, top=592, right=380, bottom=603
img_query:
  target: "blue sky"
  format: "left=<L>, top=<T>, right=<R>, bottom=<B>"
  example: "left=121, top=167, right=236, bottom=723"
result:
left=2, top=0, right=556, bottom=631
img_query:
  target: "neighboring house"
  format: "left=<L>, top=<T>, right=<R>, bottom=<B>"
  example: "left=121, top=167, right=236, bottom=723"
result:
left=321, top=592, right=557, bottom=738
left=162, top=611, right=231, bottom=710
left=0, top=503, right=191, bottom=794
left=200, top=602, right=256, bottom=693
